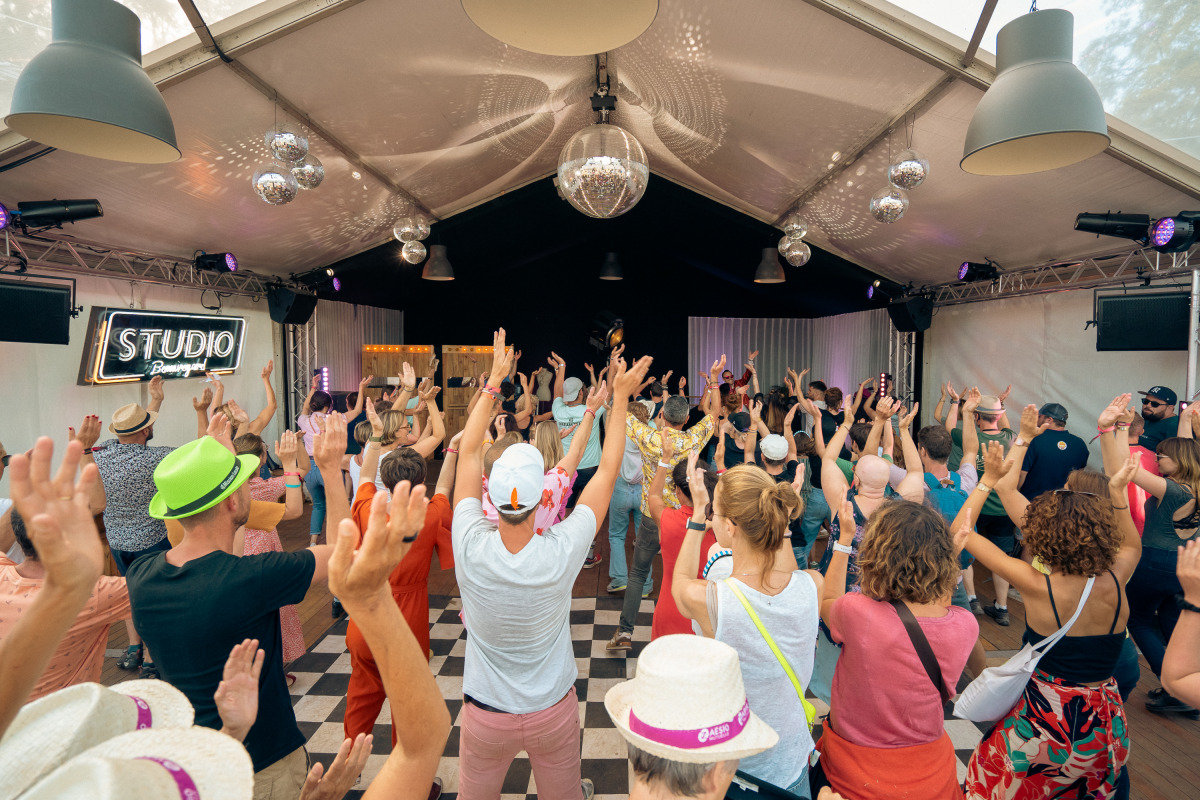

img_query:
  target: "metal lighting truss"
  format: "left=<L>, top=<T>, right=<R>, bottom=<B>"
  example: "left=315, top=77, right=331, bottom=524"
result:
left=928, top=245, right=1197, bottom=306
left=285, top=315, right=318, bottom=428
left=889, top=326, right=917, bottom=406
left=0, top=229, right=309, bottom=297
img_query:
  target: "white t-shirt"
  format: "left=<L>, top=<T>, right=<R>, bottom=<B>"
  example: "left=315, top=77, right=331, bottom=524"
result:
left=452, top=497, right=596, bottom=713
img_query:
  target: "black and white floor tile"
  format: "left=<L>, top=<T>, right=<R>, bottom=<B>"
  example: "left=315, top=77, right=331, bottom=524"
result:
left=288, top=595, right=988, bottom=799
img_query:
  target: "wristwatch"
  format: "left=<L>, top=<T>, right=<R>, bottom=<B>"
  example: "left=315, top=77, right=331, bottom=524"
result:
left=686, top=520, right=706, bottom=532
left=1013, top=437, right=1027, bottom=447
left=832, top=542, right=853, bottom=555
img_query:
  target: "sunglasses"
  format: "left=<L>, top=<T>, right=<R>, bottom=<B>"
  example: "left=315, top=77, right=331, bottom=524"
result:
left=1142, top=398, right=1166, bottom=408
left=0, top=455, right=8, bottom=467
left=1052, top=489, right=1098, bottom=497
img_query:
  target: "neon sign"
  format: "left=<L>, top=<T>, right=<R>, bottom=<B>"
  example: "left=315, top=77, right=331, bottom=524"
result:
left=78, top=308, right=246, bottom=385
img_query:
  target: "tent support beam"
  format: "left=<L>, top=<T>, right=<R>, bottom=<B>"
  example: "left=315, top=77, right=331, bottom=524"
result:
left=962, top=0, right=1000, bottom=66
left=1188, top=266, right=1199, bottom=404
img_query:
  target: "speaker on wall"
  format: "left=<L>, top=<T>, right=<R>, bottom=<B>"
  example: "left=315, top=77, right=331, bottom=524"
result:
left=1095, top=290, right=1190, bottom=351
left=267, top=287, right=318, bottom=325
left=887, top=296, right=934, bottom=333
left=0, top=280, right=72, bottom=344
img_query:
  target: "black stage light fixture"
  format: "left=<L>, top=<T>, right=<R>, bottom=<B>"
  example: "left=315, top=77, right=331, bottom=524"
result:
left=1073, top=212, right=1151, bottom=241
left=867, top=278, right=905, bottom=300
left=957, top=261, right=999, bottom=282
left=589, top=310, right=624, bottom=351
left=13, top=199, right=102, bottom=232
left=194, top=252, right=238, bottom=272
left=1148, top=212, right=1200, bottom=254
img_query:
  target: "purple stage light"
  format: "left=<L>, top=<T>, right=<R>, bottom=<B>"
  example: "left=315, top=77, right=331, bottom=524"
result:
left=225, top=253, right=238, bottom=271
left=866, top=285, right=874, bottom=299
left=958, top=262, right=969, bottom=280
left=0, top=202, right=8, bottom=231
left=332, top=277, right=342, bottom=291
left=1151, top=217, right=1175, bottom=248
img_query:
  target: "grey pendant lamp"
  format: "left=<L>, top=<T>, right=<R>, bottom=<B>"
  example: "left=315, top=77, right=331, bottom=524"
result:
left=753, top=248, right=785, bottom=284
left=961, top=8, right=1108, bottom=175
left=5, top=0, right=180, bottom=163
left=599, top=252, right=623, bottom=280
left=422, top=245, right=455, bottom=281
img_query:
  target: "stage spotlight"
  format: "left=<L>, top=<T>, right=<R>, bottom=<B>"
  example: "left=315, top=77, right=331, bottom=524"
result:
left=1149, top=212, right=1200, bottom=253
left=195, top=252, right=238, bottom=273
left=13, top=199, right=102, bottom=231
left=868, top=278, right=903, bottom=299
left=332, top=277, right=342, bottom=291
left=958, top=261, right=999, bottom=282
left=0, top=202, right=8, bottom=230
left=589, top=310, right=624, bottom=351
left=324, top=268, right=336, bottom=276
left=1073, top=212, right=1150, bottom=241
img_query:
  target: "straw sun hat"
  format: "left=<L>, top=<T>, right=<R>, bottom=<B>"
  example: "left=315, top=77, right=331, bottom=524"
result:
left=605, top=634, right=779, bottom=763
left=0, top=680, right=194, bottom=800
left=108, top=403, right=158, bottom=435
left=20, top=727, right=254, bottom=800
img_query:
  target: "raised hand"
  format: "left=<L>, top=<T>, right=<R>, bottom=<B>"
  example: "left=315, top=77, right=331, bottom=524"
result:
left=226, top=399, right=250, bottom=424
left=998, top=384, right=1013, bottom=403
left=981, top=440, right=1012, bottom=485
left=835, top=483, right=855, bottom=544
left=558, top=424, right=578, bottom=440
left=148, top=375, right=165, bottom=404
left=939, top=382, right=947, bottom=399
left=309, top=373, right=321, bottom=391
left=313, top=412, right=348, bottom=473
left=214, top=638, right=264, bottom=742
left=784, top=402, right=799, bottom=429
left=584, top=362, right=594, bottom=374
left=1019, top=404, right=1050, bottom=441
left=662, top=370, right=674, bottom=384
left=748, top=349, right=760, bottom=361
left=616, top=355, right=654, bottom=397
left=299, top=733, right=372, bottom=800
left=359, top=374, right=373, bottom=391
left=685, top=452, right=709, bottom=511
left=7, top=437, right=103, bottom=597
left=679, top=376, right=687, bottom=390
left=193, top=386, right=213, bottom=412
left=329, top=480, right=429, bottom=607
left=586, top=381, right=609, bottom=412
left=897, top=401, right=920, bottom=429
left=274, top=431, right=300, bottom=468
left=660, top=424, right=675, bottom=463
left=489, top=330, right=514, bottom=388
left=68, top=415, right=102, bottom=450
left=963, top=386, right=981, bottom=414
left=736, top=384, right=749, bottom=397
left=749, top=399, right=763, bottom=422
left=784, top=376, right=795, bottom=396
left=790, top=461, right=807, bottom=496
left=1099, top=393, right=1133, bottom=429
left=401, top=362, right=416, bottom=392
left=1109, top=453, right=1141, bottom=491
left=262, top=360, right=274, bottom=380
left=875, top=396, right=899, bottom=420
left=946, top=381, right=960, bottom=402
left=709, top=354, right=727, bottom=384
left=744, top=362, right=756, bottom=375
left=206, top=412, right=235, bottom=453
left=952, top=516, right=970, bottom=555
left=494, top=415, right=507, bottom=438
left=549, top=350, right=565, bottom=370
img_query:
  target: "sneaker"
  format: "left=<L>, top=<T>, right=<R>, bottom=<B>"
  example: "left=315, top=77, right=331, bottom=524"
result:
left=332, top=598, right=344, bottom=618
left=607, top=631, right=632, bottom=651
left=582, top=778, right=595, bottom=800
left=117, top=645, right=143, bottom=671
left=1008, top=587, right=1023, bottom=602
left=139, top=662, right=160, bottom=680
left=642, top=584, right=654, bottom=598
left=428, top=777, right=444, bottom=800
left=607, top=580, right=627, bottom=593
left=583, top=553, right=602, bottom=569
left=1146, top=687, right=1200, bottom=719
left=983, top=603, right=1010, bottom=626
left=970, top=598, right=983, bottom=615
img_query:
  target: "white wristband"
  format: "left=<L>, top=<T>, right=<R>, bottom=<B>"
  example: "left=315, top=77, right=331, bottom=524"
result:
left=832, top=542, right=853, bottom=555
left=658, top=460, right=672, bottom=469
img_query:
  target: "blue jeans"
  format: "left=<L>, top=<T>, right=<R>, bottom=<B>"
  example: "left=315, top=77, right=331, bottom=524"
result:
left=305, top=466, right=326, bottom=536
left=608, top=481, right=642, bottom=587
left=1126, top=546, right=1182, bottom=677
left=798, top=490, right=829, bottom=566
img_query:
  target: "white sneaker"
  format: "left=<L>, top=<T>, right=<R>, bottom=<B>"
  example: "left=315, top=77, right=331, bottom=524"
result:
left=582, top=778, right=595, bottom=800
left=1008, top=587, right=1023, bottom=602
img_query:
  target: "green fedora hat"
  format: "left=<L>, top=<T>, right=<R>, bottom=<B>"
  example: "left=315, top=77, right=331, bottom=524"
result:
left=148, top=437, right=259, bottom=520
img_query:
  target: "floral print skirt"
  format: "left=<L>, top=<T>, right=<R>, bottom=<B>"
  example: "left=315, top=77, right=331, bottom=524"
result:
left=965, top=670, right=1128, bottom=800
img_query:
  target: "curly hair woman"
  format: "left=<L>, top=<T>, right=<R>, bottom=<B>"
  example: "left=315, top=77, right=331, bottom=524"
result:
left=673, top=460, right=822, bottom=796
left=813, top=497, right=978, bottom=799
left=951, top=402, right=1143, bottom=800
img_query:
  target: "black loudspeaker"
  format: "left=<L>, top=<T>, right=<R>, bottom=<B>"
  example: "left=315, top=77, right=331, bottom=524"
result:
left=1096, top=291, right=1190, bottom=351
left=0, top=280, right=71, bottom=344
left=887, top=296, right=934, bottom=333
left=267, top=287, right=318, bottom=325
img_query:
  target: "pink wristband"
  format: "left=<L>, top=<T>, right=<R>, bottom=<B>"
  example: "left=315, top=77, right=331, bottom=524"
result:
left=1096, top=425, right=1115, bottom=434
left=584, top=408, right=596, bottom=419
left=283, top=471, right=302, bottom=477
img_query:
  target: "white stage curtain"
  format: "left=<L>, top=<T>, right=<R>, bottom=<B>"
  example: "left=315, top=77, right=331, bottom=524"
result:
left=688, top=309, right=891, bottom=396
left=316, top=300, right=403, bottom=390
left=924, top=289, right=1187, bottom=465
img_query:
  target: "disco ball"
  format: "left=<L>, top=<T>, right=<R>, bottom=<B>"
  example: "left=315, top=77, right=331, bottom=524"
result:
left=777, top=235, right=792, bottom=256
left=888, top=148, right=929, bottom=190
left=401, top=240, right=427, bottom=264
left=291, top=155, right=324, bottom=190
left=264, top=123, right=308, bottom=164
left=869, top=186, right=908, bottom=224
left=785, top=240, right=811, bottom=267
left=415, top=215, right=431, bottom=240
left=556, top=123, right=649, bottom=219
left=783, top=214, right=808, bottom=240
left=393, top=217, right=419, bottom=242
left=252, top=164, right=298, bottom=205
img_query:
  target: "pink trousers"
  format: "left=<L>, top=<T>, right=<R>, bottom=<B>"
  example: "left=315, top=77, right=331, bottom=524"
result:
left=458, top=686, right=582, bottom=800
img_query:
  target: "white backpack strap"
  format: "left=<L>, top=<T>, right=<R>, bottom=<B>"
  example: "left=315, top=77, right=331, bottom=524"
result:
left=1031, top=575, right=1097, bottom=652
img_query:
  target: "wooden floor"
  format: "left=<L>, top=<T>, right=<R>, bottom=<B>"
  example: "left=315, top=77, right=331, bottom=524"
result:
left=99, top=459, right=1200, bottom=800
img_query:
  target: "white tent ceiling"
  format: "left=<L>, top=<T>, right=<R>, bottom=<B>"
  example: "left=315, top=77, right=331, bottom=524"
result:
left=0, top=0, right=1196, bottom=287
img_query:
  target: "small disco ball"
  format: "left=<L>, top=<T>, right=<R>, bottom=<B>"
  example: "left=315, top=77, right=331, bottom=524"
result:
left=291, top=155, right=324, bottom=190
left=783, top=214, right=808, bottom=240
left=264, top=123, right=308, bottom=164
left=415, top=215, right=431, bottom=240
left=401, top=240, right=427, bottom=264
left=778, top=234, right=793, bottom=256
left=869, top=186, right=908, bottom=224
left=252, top=164, right=298, bottom=205
left=556, top=123, right=649, bottom=219
left=393, top=217, right=419, bottom=242
left=785, top=240, right=811, bottom=267
left=888, top=148, right=929, bottom=190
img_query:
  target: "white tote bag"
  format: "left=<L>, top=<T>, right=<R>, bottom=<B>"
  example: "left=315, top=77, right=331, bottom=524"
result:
left=954, top=576, right=1095, bottom=723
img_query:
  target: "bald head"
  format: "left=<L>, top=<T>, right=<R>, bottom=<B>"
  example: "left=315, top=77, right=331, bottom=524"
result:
left=855, top=454, right=892, bottom=490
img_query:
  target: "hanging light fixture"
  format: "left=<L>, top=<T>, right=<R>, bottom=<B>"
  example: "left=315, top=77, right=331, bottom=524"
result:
left=4, top=0, right=180, bottom=163
left=422, top=245, right=455, bottom=281
left=264, top=122, right=308, bottom=164
left=393, top=217, right=419, bottom=242
left=961, top=8, right=1109, bottom=175
left=461, top=0, right=658, bottom=56
left=291, top=155, right=325, bottom=190
left=557, top=87, right=649, bottom=219
left=401, top=240, right=427, bottom=264
left=252, top=164, right=298, bottom=205
left=753, top=248, right=786, bottom=284
left=599, top=252, right=623, bottom=280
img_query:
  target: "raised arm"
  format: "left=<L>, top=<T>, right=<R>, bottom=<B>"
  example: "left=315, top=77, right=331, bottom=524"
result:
left=577, top=356, right=652, bottom=525
left=783, top=405, right=800, bottom=462
left=247, top=361, right=278, bottom=436
left=435, top=431, right=462, bottom=499
left=819, top=485, right=854, bottom=624
left=944, top=381, right=961, bottom=432
left=307, top=413, right=351, bottom=584
left=893, top=403, right=925, bottom=501
left=672, top=453, right=715, bottom=634
left=745, top=400, right=763, bottom=462
left=392, top=363, right=416, bottom=420
left=69, top=415, right=106, bottom=514
left=1162, top=540, right=1200, bottom=707
left=147, top=375, right=165, bottom=414
left=550, top=352, right=566, bottom=399
left=678, top=375, right=687, bottom=398
left=960, top=387, right=981, bottom=468
left=410, top=384, right=445, bottom=459
left=358, top=399, right=385, bottom=489
left=1099, top=394, right=1134, bottom=476
left=557, top=385, right=606, bottom=478
left=344, top=374, right=372, bottom=423
left=301, top=373, right=319, bottom=415
left=193, top=387, right=213, bottom=440
left=996, top=384, right=1014, bottom=431
left=993, top=406, right=1048, bottom=527
left=457, top=331, right=514, bottom=504
left=821, top=417, right=852, bottom=510
left=1108, top=454, right=1143, bottom=583
left=275, top=431, right=305, bottom=521
left=584, top=362, right=597, bottom=389
left=933, top=382, right=948, bottom=425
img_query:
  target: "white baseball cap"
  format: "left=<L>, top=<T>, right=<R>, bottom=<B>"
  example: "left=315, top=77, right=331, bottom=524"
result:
left=760, top=434, right=789, bottom=461
left=563, top=377, right=584, bottom=402
left=487, top=443, right=545, bottom=513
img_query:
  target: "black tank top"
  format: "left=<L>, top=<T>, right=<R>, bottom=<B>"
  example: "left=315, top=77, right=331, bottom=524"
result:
left=1021, top=571, right=1125, bottom=684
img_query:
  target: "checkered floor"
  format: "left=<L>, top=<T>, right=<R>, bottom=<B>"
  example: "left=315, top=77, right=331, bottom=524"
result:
left=287, top=594, right=989, bottom=799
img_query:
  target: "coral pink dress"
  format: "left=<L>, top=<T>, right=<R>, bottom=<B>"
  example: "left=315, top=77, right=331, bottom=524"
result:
left=245, top=477, right=307, bottom=663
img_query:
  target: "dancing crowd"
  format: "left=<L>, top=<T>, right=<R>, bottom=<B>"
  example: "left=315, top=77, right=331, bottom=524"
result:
left=2, top=331, right=1200, bottom=800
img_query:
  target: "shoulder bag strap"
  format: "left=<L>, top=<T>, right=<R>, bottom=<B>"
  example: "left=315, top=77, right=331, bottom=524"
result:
left=1034, top=575, right=1097, bottom=653
left=888, top=600, right=951, bottom=703
left=722, top=579, right=817, bottom=729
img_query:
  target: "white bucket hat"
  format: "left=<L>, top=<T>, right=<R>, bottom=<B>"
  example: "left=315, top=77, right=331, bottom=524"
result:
left=488, top=443, right=545, bottom=513
left=20, top=726, right=253, bottom=800
left=0, top=680, right=194, bottom=800
left=605, top=635, right=778, bottom=763
left=759, top=434, right=789, bottom=461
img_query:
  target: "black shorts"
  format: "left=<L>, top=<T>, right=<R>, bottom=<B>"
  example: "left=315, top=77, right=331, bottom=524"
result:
left=976, top=512, right=1017, bottom=557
